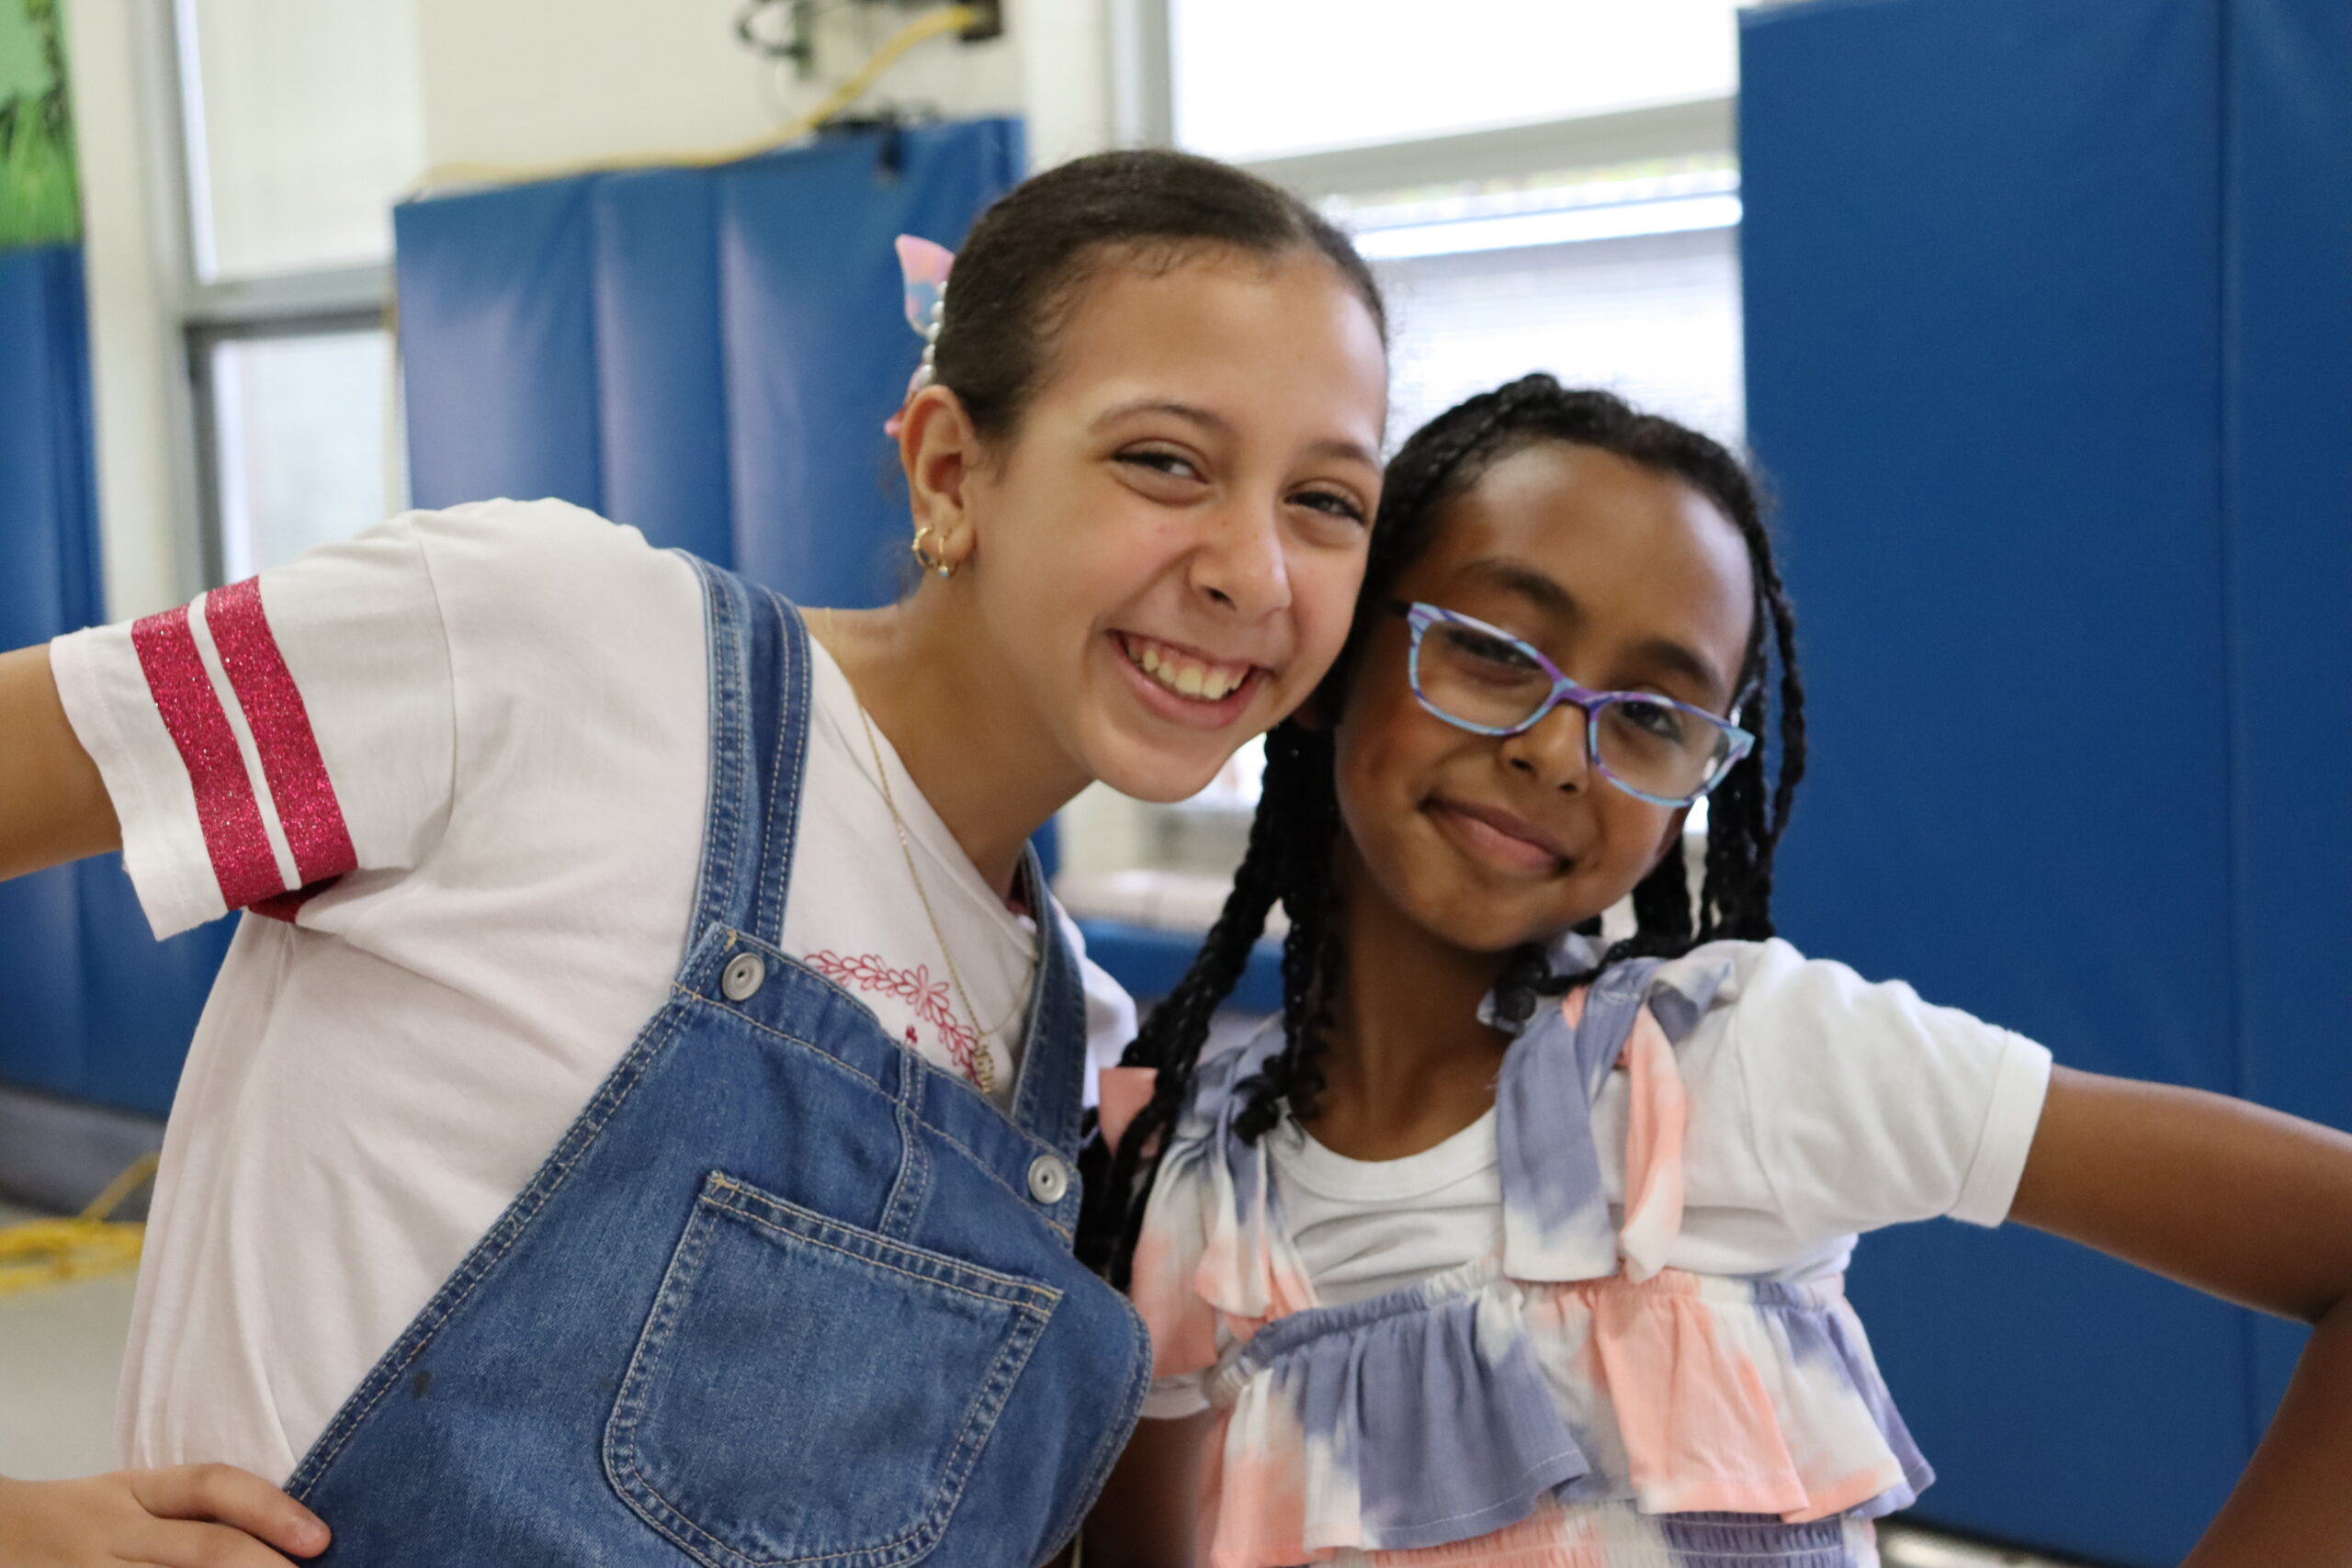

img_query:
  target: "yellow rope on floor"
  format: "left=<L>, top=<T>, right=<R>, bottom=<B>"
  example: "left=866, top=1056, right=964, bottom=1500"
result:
left=0, top=1154, right=158, bottom=1300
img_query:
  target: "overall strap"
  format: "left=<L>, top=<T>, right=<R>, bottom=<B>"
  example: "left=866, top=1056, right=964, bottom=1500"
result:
left=1003, top=849, right=1090, bottom=1159
left=683, top=557, right=813, bottom=942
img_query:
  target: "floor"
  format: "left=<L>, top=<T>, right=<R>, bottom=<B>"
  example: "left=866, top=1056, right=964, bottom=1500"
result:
left=0, top=1203, right=138, bottom=1479
left=0, top=1209, right=2086, bottom=1564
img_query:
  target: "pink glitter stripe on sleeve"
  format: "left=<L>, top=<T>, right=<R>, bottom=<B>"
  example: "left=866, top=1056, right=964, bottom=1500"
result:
left=130, top=604, right=286, bottom=911
left=203, top=577, right=357, bottom=888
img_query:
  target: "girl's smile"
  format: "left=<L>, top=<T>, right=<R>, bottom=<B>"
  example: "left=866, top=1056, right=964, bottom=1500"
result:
left=1422, top=794, right=1578, bottom=876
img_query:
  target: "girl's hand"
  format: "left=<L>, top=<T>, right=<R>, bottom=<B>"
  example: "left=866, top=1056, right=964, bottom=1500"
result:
left=0, top=1467, right=330, bottom=1567
left=2012, top=1066, right=2352, bottom=1563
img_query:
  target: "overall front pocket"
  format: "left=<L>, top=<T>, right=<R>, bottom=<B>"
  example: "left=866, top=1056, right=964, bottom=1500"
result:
left=605, top=1170, right=1060, bottom=1568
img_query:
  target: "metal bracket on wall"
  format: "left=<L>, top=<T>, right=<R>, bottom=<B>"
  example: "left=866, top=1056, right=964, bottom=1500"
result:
left=737, top=0, right=999, bottom=79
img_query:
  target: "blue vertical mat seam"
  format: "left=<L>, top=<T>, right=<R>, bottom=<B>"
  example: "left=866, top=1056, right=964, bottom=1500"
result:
left=2214, top=0, right=2265, bottom=1472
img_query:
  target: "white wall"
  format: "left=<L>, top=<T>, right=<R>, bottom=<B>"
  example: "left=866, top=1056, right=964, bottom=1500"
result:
left=413, top=0, right=1111, bottom=180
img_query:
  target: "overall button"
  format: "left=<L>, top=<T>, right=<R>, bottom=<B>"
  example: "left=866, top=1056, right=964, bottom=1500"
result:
left=1026, top=1154, right=1070, bottom=1206
left=720, top=953, right=766, bottom=1002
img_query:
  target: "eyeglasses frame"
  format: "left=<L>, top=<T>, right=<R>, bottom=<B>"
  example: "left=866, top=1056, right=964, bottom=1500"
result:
left=1390, top=600, right=1755, bottom=809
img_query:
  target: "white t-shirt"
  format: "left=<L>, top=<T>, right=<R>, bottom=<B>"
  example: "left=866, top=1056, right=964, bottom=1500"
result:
left=47, top=498, right=1136, bottom=1482
left=1145, top=938, right=2052, bottom=1417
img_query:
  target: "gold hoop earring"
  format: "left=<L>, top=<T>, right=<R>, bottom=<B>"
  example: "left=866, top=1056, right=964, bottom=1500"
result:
left=910, top=526, right=957, bottom=580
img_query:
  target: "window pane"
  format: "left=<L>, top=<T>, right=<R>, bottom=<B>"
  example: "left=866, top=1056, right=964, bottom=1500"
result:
left=177, top=0, right=424, bottom=280
left=1380, top=221, right=1745, bottom=448
left=211, top=329, right=403, bottom=580
left=1170, top=0, right=1741, bottom=164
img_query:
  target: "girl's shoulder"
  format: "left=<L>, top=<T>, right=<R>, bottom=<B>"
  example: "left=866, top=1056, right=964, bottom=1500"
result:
left=1520, top=932, right=1965, bottom=1046
left=400, top=497, right=704, bottom=640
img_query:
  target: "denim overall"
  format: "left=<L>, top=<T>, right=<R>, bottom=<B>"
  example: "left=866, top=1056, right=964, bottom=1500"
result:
left=286, top=560, right=1151, bottom=1567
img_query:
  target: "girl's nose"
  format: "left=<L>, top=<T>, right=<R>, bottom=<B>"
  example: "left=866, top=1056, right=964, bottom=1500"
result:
left=1501, top=703, right=1591, bottom=793
left=1188, top=496, right=1292, bottom=618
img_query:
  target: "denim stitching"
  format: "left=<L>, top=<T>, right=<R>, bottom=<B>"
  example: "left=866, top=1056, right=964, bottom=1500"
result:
left=750, top=592, right=786, bottom=943
left=682, top=976, right=1080, bottom=1236
left=878, top=1051, right=928, bottom=1241
left=605, top=1171, right=1056, bottom=1568
left=706, top=1175, right=1060, bottom=1311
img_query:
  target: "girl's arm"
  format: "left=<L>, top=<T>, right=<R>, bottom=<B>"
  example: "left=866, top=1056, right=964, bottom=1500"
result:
left=0, top=644, right=119, bottom=881
left=1, top=647, right=325, bottom=1559
left=1083, top=1411, right=1216, bottom=1568
left=2011, top=1066, right=2352, bottom=1562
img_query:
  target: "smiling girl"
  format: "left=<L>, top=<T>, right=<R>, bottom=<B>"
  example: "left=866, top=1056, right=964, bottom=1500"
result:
left=0, top=150, right=1388, bottom=1568
left=1082, top=376, right=2352, bottom=1567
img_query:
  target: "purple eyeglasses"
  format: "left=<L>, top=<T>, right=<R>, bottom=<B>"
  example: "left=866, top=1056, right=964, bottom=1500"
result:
left=1391, top=601, right=1752, bottom=808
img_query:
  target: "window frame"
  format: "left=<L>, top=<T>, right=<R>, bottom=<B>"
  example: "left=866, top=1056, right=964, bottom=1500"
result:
left=154, top=0, right=402, bottom=593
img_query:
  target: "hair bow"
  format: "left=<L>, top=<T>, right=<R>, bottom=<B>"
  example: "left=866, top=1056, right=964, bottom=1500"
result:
left=884, top=234, right=956, bottom=439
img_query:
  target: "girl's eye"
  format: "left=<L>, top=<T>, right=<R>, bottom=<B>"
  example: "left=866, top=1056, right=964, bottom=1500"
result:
left=1291, top=489, right=1368, bottom=525
left=1115, top=449, right=1203, bottom=482
left=1615, top=697, right=1689, bottom=743
left=1442, top=626, right=1541, bottom=671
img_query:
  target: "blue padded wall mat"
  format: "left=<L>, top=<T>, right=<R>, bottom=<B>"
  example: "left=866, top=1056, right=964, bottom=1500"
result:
left=2230, top=0, right=2352, bottom=1421
left=395, top=119, right=1023, bottom=609
left=0, top=245, right=230, bottom=1117
left=395, top=119, right=1070, bottom=914
left=1741, top=1, right=2247, bottom=1561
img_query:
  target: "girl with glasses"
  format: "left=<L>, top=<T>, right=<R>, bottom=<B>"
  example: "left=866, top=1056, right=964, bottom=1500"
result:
left=1078, top=375, right=2352, bottom=1567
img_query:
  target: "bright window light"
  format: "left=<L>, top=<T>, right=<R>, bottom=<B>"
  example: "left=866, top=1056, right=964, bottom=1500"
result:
left=1170, top=0, right=1743, bottom=164
left=211, top=328, right=404, bottom=580
left=175, top=0, right=425, bottom=280
left=1353, top=191, right=1741, bottom=260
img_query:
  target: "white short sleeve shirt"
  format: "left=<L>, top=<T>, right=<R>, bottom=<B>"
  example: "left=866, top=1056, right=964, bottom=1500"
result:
left=1143, top=938, right=2052, bottom=1417
left=48, top=499, right=1136, bottom=1481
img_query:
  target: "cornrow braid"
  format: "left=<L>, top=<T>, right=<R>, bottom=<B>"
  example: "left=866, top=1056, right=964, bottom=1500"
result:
left=1075, top=375, right=1809, bottom=1284
left=1080, top=723, right=1342, bottom=1286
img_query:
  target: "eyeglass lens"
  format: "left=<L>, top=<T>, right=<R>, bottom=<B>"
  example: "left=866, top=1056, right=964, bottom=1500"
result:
left=1416, top=619, right=1734, bottom=802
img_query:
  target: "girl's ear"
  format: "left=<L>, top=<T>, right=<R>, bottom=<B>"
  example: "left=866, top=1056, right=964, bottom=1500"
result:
left=898, top=383, right=987, bottom=569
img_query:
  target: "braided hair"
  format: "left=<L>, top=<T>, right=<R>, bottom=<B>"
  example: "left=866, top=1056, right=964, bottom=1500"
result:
left=1076, top=376, right=1807, bottom=1284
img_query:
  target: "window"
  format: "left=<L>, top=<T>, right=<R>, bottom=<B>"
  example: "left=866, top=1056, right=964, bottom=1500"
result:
left=169, top=0, right=423, bottom=581
left=1168, top=0, right=1739, bottom=164
left=1348, top=163, right=1745, bottom=445
left=175, top=0, right=424, bottom=281
left=196, top=321, right=402, bottom=581
left=1060, top=2, right=1748, bottom=934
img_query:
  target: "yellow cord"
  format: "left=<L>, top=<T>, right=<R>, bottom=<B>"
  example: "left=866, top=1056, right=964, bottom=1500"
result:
left=0, top=1153, right=158, bottom=1301
left=409, top=5, right=985, bottom=197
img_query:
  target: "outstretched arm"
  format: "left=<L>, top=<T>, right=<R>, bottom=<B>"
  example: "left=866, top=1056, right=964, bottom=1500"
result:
left=2011, top=1066, right=2352, bottom=1563
left=0, top=644, right=119, bottom=882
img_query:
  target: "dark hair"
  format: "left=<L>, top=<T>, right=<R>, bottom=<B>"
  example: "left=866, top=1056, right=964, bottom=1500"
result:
left=931, top=150, right=1388, bottom=442
left=1078, top=376, right=1807, bottom=1284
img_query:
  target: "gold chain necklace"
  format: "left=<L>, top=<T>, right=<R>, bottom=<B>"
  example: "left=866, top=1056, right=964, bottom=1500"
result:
left=821, top=608, right=1035, bottom=1096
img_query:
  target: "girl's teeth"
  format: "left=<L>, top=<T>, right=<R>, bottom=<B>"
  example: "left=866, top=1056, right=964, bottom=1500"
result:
left=1125, top=636, right=1246, bottom=703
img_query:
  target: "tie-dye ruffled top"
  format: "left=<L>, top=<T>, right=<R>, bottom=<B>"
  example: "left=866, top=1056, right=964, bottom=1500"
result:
left=1122, top=955, right=1935, bottom=1568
